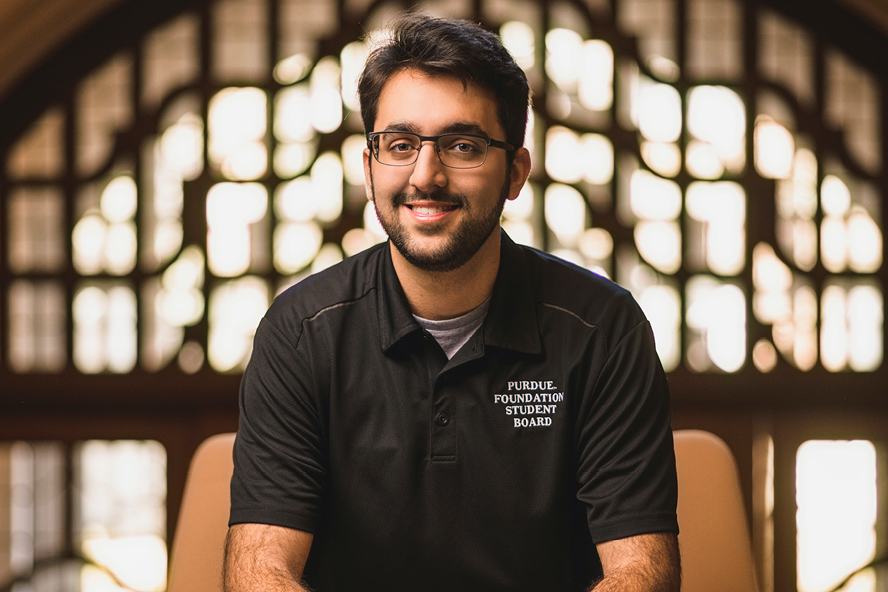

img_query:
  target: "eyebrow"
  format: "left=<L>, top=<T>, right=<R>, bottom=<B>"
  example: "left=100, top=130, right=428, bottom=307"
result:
left=381, top=121, right=491, bottom=138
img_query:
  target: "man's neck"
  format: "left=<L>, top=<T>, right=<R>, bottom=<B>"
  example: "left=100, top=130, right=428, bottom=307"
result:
left=391, top=229, right=501, bottom=321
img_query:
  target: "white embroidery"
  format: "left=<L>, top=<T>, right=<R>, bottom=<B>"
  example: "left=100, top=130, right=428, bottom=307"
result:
left=493, top=380, right=563, bottom=428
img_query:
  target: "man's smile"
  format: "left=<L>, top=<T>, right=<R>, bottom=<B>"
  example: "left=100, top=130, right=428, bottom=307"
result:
left=406, top=204, right=459, bottom=215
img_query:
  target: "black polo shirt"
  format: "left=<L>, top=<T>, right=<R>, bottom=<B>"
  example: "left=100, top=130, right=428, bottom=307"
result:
left=230, top=232, right=678, bottom=592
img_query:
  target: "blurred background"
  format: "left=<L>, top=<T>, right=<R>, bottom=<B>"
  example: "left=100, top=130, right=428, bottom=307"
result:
left=0, top=0, right=886, bottom=590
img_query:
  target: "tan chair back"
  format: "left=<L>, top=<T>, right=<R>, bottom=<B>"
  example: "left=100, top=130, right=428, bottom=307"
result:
left=168, top=429, right=760, bottom=592
left=167, top=432, right=236, bottom=592
left=674, top=429, right=759, bottom=592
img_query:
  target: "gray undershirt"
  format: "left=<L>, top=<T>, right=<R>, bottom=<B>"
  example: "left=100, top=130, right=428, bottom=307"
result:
left=413, top=298, right=491, bottom=359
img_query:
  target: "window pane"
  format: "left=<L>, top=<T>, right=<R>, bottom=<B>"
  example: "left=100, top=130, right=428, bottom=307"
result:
left=820, top=174, right=882, bottom=274
left=0, top=442, right=66, bottom=587
left=213, top=0, right=268, bottom=82
left=142, top=101, right=203, bottom=272
left=73, top=283, right=137, bottom=374
left=821, top=282, right=883, bottom=372
left=72, top=175, right=138, bottom=277
left=76, top=55, right=133, bottom=176
left=206, top=182, right=269, bottom=277
left=8, top=281, right=66, bottom=373
left=75, top=440, right=167, bottom=592
left=758, top=8, right=814, bottom=106
left=142, top=246, right=206, bottom=373
left=617, top=0, right=677, bottom=72
left=208, top=277, right=269, bottom=372
left=8, top=188, right=66, bottom=273
left=279, top=0, right=337, bottom=61
left=687, top=0, right=743, bottom=81
left=797, top=440, right=878, bottom=592
left=142, top=13, right=200, bottom=108
left=208, top=87, right=268, bottom=180
left=686, top=181, right=746, bottom=275
left=686, top=275, right=746, bottom=372
left=826, top=50, right=881, bottom=174
left=6, top=108, right=64, bottom=180
left=687, top=85, right=746, bottom=175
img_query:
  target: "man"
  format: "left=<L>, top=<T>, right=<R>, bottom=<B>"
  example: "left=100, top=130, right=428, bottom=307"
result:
left=224, top=13, right=680, bottom=592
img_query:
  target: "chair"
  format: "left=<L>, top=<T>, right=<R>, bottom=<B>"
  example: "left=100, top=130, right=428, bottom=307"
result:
left=674, top=429, right=759, bottom=592
left=167, top=432, right=237, bottom=592
left=168, top=430, right=759, bottom=592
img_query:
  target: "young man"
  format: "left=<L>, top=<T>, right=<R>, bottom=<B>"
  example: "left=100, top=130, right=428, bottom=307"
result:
left=224, top=13, right=680, bottom=592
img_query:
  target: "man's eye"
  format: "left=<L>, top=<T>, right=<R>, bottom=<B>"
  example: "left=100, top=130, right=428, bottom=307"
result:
left=388, top=142, right=416, bottom=153
left=444, top=139, right=481, bottom=153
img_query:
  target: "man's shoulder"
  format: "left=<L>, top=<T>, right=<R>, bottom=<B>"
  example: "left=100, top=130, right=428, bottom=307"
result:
left=263, top=242, right=386, bottom=329
left=512, top=242, right=642, bottom=325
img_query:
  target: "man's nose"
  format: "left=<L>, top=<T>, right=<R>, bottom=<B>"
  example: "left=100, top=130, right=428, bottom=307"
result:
left=408, top=141, right=448, bottom=191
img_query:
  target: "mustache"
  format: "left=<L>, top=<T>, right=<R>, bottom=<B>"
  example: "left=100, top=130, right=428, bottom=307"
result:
left=392, top=191, right=468, bottom=208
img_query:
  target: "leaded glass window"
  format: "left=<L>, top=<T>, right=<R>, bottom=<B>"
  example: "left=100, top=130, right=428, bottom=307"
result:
left=2, top=0, right=884, bottom=380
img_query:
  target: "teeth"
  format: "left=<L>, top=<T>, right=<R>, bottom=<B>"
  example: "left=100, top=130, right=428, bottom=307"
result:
left=412, top=206, right=447, bottom=214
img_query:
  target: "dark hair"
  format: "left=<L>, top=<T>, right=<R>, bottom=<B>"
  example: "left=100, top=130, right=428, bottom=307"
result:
left=357, top=13, right=530, bottom=149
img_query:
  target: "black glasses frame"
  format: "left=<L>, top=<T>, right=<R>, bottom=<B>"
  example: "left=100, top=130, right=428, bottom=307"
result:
left=367, top=131, right=516, bottom=169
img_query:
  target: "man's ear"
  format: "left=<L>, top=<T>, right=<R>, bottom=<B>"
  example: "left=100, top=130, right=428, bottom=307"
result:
left=506, top=147, right=532, bottom=201
left=363, top=147, right=374, bottom=201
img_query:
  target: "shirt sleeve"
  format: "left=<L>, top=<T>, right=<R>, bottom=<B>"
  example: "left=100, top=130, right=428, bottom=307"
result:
left=229, top=315, right=328, bottom=533
left=575, top=315, right=679, bottom=544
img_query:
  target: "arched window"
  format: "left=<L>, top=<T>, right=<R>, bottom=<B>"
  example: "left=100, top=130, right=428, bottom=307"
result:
left=2, top=0, right=883, bottom=388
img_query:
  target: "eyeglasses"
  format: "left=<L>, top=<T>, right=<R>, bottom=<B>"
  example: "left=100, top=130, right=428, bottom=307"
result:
left=367, top=131, right=516, bottom=169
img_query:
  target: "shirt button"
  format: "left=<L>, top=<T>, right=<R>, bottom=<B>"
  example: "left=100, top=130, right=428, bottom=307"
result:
left=436, top=413, right=449, bottom=426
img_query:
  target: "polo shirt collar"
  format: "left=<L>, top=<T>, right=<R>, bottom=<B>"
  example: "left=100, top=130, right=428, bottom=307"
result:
left=482, top=231, right=542, bottom=355
left=376, top=231, right=542, bottom=355
left=377, top=243, right=422, bottom=352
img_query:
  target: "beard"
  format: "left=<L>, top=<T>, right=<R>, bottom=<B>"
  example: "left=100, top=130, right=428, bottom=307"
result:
left=370, top=169, right=510, bottom=273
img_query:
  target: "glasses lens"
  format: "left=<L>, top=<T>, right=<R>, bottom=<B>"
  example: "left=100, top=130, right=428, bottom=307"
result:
left=375, top=133, right=420, bottom=165
left=436, top=135, right=488, bottom=168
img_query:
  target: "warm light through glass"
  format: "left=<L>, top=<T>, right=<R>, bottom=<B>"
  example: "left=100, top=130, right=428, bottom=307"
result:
left=309, top=56, right=342, bottom=133
left=687, top=86, right=746, bottom=172
left=206, top=182, right=268, bottom=277
left=686, top=277, right=747, bottom=372
left=500, top=21, right=535, bottom=70
left=274, top=222, right=323, bottom=274
left=821, top=284, right=883, bottom=372
left=638, top=285, right=681, bottom=371
left=545, top=184, right=586, bottom=246
left=77, top=440, right=167, bottom=592
left=579, top=40, right=614, bottom=112
left=273, top=52, right=311, bottom=85
left=641, top=142, right=681, bottom=178
left=822, top=175, right=851, bottom=216
left=797, top=440, right=877, bottom=592
left=630, top=170, right=682, bottom=221
left=753, top=242, right=792, bottom=324
left=638, top=83, right=682, bottom=143
left=340, top=42, right=368, bottom=111
left=635, top=221, right=681, bottom=274
left=157, top=246, right=205, bottom=327
left=275, top=85, right=314, bottom=143
left=159, top=114, right=204, bottom=181
left=755, top=118, right=795, bottom=179
left=546, top=127, right=614, bottom=185
left=73, top=286, right=137, bottom=374
left=686, top=181, right=746, bottom=275
left=546, top=28, right=584, bottom=93
left=209, top=87, right=267, bottom=180
left=847, top=209, right=883, bottom=272
left=208, top=277, right=269, bottom=372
